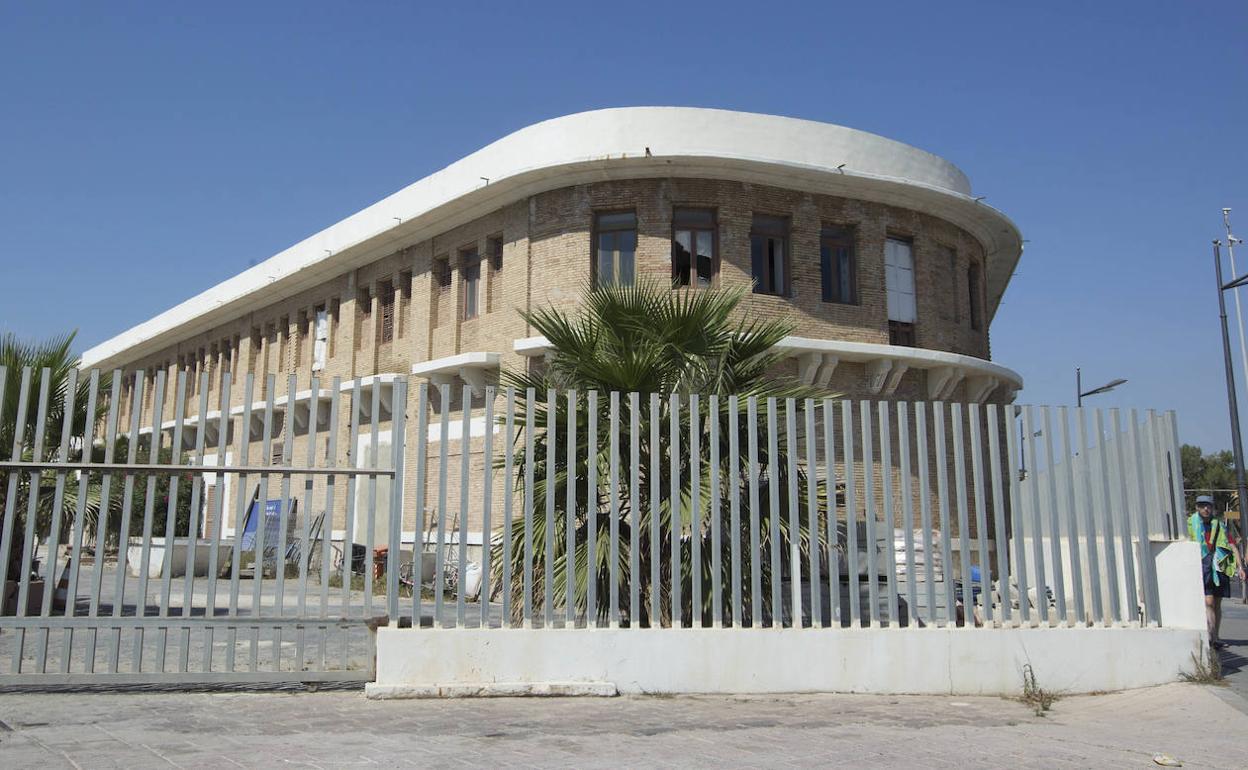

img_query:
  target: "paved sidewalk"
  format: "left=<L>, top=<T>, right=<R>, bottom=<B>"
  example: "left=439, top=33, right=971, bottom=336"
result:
left=0, top=682, right=1246, bottom=768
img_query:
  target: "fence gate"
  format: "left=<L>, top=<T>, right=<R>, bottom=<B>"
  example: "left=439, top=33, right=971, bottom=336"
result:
left=0, top=366, right=407, bottom=687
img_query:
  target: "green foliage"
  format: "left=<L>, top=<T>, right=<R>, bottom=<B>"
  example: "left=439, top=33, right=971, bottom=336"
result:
left=0, top=332, right=108, bottom=578
left=489, top=280, right=844, bottom=626
left=98, top=437, right=197, bottom=547
left=1182, top=444, right=1239, bottom=512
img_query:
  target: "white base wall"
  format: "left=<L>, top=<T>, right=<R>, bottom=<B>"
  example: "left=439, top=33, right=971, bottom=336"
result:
left=368, top=625, right=1205, bottom=698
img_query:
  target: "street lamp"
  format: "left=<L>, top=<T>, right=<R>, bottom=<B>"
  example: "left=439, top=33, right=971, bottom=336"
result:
left=1211, top=238, right=1248, bottom=603
left=1076, top=368, right=1127, bottom=407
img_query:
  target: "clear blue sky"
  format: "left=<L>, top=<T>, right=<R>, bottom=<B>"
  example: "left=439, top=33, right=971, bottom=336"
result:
left=2, top=1, right=1246, bottom=451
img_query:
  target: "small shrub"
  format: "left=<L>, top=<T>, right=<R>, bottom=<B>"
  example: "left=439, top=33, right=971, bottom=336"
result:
left=1021, top=664, right=1057, bottom=716
left=1180, top=646, right=1225, bottom=685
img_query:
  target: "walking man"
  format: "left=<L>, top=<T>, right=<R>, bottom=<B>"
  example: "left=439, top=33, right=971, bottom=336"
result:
left=1189, top=495, right=1244, bottom=648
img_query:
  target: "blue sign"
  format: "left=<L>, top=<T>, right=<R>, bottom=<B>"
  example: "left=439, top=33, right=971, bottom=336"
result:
left=241, top=498, right=288, bottom=551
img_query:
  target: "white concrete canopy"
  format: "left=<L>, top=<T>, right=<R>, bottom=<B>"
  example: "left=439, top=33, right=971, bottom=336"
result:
left=411, top=352, right=501, bottom=396
left=81, top=107, right=1022, bottom=371
left=773, top=336, right=1022, bottom=401
left=339, top=373, right=403, bottom=419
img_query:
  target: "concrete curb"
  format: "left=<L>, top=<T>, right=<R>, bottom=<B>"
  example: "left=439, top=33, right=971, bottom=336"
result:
left=364, top=681, right=618, bottom=699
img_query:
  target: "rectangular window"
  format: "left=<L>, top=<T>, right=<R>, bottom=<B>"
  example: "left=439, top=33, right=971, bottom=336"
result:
left=399, top=270, right=412, bottom=338
left=434, top=256, right=452, bottom=290
left=461, top=249, right=481, bottom=320
left=488, top=235, right=503, bottom=271
left=672, top=208, right=716, bottom=288
left=750, top=215, right=788, bottom=295
left=884, top=237, right=916, bottom=323
left=594, top=211, right=637, bottom=287
left=313, top=305, right=328, bottom=371
left=968, top=261, right=983, bottom=331
left=379, top=280, right=395, bottom=343
left=820, top=225, right=856, bottom=304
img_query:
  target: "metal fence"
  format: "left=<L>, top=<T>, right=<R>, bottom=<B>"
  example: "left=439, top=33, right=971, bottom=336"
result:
left=0, top=366, right=1184, bottom=686
left=0, top=366, right=405, bottom=685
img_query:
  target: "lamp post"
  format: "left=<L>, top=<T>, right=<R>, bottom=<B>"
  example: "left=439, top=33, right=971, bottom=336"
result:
left=1076, top=368, right=1127, bottom=407
left=1211, top=239, right=1248, bottom=602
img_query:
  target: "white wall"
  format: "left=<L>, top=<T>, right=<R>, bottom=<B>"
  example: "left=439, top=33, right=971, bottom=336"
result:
left=368, top=625, right=1204, bottom=698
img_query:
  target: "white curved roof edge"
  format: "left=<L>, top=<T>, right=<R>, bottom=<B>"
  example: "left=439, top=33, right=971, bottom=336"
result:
left=81, top=107, right=1022, bottom=370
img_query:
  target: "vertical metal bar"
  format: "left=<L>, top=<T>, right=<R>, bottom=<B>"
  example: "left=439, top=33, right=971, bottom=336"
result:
left=950, top=403, right=974, bottom=621
left=1128, top=410, right=1161, bottom=625
left=668, top=393, right=681, bottom=627
left=1056, top=407, right=1085, bottom=625
left=629, top=392, right=641, bottom=627
left=841, top=400, right=861, bottom=628
left=434, top=383, right=449, bottom=626
left=649, top=392, right=660, bottom=626
left=0, top=368, right=33, bottom=608
left=609, top=391, right=620, bottom=627
left=1094, top=409, right=1122, bottom=624
left=767, top=398, right=782, bottom=625
left=728, top=396, right=742, bottom=627
left=158, top=371, right=187, bottom=623
left=411, top=383, right=428, bottom=627
left=544, top=389, right=556, bottom=627
left=785, top=399, right=801, bottom=627
left=710, top=395, right=723, bottom=628
left=177, top=374, right=208, bottom=673
left=319, top=378, right=341, bottom=660
left=85, top=371, right=124, bottom=672
left=1022, top=407, right=1050, bottom=624
left=362, top=380, right=380, bottom=618
left=522, top=387, right=534, bottom=627
left=897, top=403, right=918, bottom=625
left=860, top=401, right=879, bottom=626
left=203, top=372, right=232, bottom=671
left=690, top=394, right=703, bottom=627
left=1041, top=407, right=1068, bottom=624
left=823, top=400, right=840, bottom=627
left=565, top=390, right=577, bottom=624
left=297, top=376, right=321, bottom=646
left=387, top=380, right=406, bottom=627
left=480, top=387, right=494, bottom=628
left=62, top=370, right=100, bottom=671
left=987, top=404, right=1012, bottom=624
left=131, top=369, right=165, bottom=668
left=1113, top=411, right=1143, bottom=621
left=341, top=380, right=361, bottom=618
left=1109, top=410, right=1139, bottom=624
left=1005, top=405, right=1031, bottom=625
left=916, top=402, right=936, bottom=627
left=16, top=369, right=54, bottom=644
left=878, top=402, right=899, bottom=626
left=804, top=400, right=820, bottom=628
left=457, top=385, right=471, bottom=626
left=747, top=396, right=762, bottom=627
left=252, top=376, right=276, bottom=632
left=1166, top=411, right=1186, bottom=535
left=36, top=368, right=78, bottom=673
left=934, top=402, right=957, bottom=627
left=500, top=388, right=515, bottom=625
left=587, top=391, right=598, bottom=625
left=1077, top=409, right=1105, bottom=623
left=107, top=370, right=160, bottom=674
left=969, top=404, right=993, bottom=625
left=229, top=373, right=254, bottom=624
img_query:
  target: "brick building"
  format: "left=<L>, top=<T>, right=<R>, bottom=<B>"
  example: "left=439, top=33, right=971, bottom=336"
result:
left=80, top=107, right=1023, bottom=561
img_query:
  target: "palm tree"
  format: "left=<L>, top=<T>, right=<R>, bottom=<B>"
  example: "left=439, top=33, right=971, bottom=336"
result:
left=0, top=332, right=105, bottom=581
left=489, top=280, right=842, bottom=627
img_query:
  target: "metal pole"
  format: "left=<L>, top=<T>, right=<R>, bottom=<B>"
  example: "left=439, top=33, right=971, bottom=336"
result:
left=1213, top=241, right=1248, bottom=602
left=1077, top=367, right=1082, bottom=408
left=1223, top=210, right=1248, bottom=427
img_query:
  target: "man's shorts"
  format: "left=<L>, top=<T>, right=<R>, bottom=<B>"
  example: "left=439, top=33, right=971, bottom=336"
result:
left=1205, top=577, right=1231, bottom=598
